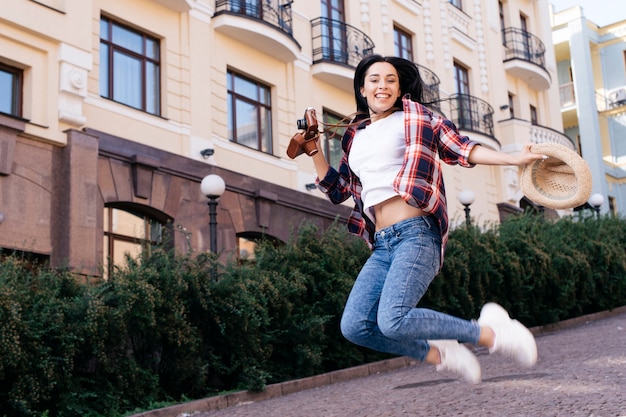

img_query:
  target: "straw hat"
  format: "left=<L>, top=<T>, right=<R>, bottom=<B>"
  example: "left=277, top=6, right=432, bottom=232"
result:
left=520, top=143, right=592, bottom=210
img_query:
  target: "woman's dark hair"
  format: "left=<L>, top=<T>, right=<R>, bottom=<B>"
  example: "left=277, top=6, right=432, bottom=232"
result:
left=353, top=55, right=424, bottom=113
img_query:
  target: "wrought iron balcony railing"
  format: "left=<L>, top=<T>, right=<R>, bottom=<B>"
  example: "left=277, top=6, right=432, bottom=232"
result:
left=311, top=17, right=375, bottom=68
left=449, top=93, right=494, bottom=137
left=416, top=63, right=440, bottom=104
left=215, top=0, right=294, bottom=36
left=502, top=27, right=546, bottom=68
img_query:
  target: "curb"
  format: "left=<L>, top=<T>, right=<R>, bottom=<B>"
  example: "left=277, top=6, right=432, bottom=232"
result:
left=129, top=356, right=417, bottom=417
left=129, top=305, right=626, bottom=417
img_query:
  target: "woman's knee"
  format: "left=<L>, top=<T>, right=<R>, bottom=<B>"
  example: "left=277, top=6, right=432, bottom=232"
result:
left=377, top=314, right=404, bottom=340
left=340, top=313, right=367, bottom=344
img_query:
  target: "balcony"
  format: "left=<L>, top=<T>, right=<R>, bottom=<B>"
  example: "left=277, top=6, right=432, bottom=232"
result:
left=449, top=94, right=499, bottom=149
left=559, top=82, right=577, bottom=128
left=559, top=82, right=576, bottom=107
left=498, top=118, right=575, bottom=151
left=529, top=124, right=575, bottom=149
left=213, top=0, right=300, bottom=62
left=417, top=63, right=440, bottom=104
left=597, top=86, right=626, bottom=117
left=311, top=17, right=375, bottom=92
left=502, top=27, right=551, bottom=91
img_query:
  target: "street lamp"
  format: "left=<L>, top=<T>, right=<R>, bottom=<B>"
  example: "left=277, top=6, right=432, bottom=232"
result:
left=589, top=193, right=604, bottom=219
left=201, top=174, right=226, bottom=254
left=458, top=189, right=475, bottom=227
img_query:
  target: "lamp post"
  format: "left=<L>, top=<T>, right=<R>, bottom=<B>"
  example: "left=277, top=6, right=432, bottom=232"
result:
left=201, top=174, right=226, bottom=254
left=458, top=189, right=475, bottom=227
left=589, top=193, right=604, bottom=219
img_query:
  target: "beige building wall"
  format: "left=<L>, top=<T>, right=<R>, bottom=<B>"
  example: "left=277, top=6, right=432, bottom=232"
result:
left=0, top=0, right=569, bottom=275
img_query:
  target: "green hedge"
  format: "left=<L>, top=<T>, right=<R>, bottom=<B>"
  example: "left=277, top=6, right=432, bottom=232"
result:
left=1, top=214, right=625, bottom=416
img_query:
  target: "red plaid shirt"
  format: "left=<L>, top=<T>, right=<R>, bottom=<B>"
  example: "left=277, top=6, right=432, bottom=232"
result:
left=317, top=95, right=478, bottom=268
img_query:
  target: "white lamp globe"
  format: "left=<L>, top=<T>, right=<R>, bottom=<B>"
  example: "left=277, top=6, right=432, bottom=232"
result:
left=201, top=174, right=226, bottom=198
left=458, top=189, right=475, bottom=206
left=589, top=193, right=604, bottom=208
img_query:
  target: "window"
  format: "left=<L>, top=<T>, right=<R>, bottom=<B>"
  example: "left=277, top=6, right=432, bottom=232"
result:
left=321, top=0, right=347, bottom=63
left=103, top=205, right=164, bottom=278
left=322, top=109, right=346, bottom=169
left=454, top=62, right=471, bottom=128
left=520, top=15, right=531, bottom=60
left=394, top=26, right=414, bottom=61
left=608, top=196, right=616, bottom=216
left=227, top=70, right=273, bottom=153
left=99, top=17, right=161, bottom=115
left=508, top=93, right=515, bottom=118
left=238, top=236, right=257, bottom=262
left=232, top=0, right=261, bottom=18
left=454, top=62, right=470, bottom=95
left=0, top=63, right=22, bottom=117
left=236, top=232, right=282, bottom=263
left=449, top=0, right=462, bottom=9
left=529, top=104, right=537, bottom=125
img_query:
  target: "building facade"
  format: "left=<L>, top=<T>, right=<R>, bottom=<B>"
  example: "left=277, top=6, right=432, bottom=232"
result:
left=551, top=5, right=626, bottom=215
left=0, top=0, right=568, bottom=277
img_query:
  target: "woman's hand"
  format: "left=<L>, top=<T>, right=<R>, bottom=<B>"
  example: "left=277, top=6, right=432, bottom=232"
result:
left=517, top=143, right=547, bottom=166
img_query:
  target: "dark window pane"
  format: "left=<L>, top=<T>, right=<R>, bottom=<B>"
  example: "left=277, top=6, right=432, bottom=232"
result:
left=146, top=38, right=159, bottom=60
left=234, top=76, right=258, bottom=100
left=113, top=51, right=142, bottom=108
left=227, top=94, right=234, bottom=140
left=99, top=44, right=109, bottom=97
left=0, top=66, right=20, bottom=116
left=323, top=111, right=345, bottom=169
left=0, top=70, right=16, bottom=114
left=236, top=99, right=258, bottom=149
left=260, top=106, right=272, bottom=153
left=112, top=22, right=144, bottom=54
left=100, top=18, right=109, bottom=41
left=146, top=62, right=160, bottom=114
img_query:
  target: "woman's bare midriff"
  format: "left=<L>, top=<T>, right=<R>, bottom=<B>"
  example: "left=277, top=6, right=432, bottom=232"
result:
left=373, top=195, right=427, bottom=230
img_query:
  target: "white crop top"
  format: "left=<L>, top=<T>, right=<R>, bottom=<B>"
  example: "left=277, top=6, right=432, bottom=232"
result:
left=348, top=111, right=405, bottom=212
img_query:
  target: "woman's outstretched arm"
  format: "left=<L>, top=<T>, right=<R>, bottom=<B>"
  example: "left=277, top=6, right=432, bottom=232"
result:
left=468, top=143, right=546, bottom=166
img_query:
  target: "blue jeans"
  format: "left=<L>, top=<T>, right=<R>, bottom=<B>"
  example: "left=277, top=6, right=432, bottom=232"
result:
left=340, top=216, right=481, bottom=361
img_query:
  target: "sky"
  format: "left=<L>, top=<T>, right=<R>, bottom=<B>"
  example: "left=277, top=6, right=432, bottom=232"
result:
left=550, top=0, right=626, bottom=26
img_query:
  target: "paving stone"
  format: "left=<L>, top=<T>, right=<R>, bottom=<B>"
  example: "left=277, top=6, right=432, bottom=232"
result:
left=138, top=309, right=626, bottom=417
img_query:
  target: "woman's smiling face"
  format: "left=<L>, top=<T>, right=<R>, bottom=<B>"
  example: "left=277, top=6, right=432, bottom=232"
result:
left=360, top=61, right=401, bottom=120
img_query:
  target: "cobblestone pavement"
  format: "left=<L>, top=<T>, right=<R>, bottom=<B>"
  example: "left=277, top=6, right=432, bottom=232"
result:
left=186, top=310, right=626, bottom=417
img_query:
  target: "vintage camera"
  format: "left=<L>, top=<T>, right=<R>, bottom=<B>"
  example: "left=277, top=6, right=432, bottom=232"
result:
left=286, top=107, right=320, bottom=159
left=296, top=107, right=318, bottom=136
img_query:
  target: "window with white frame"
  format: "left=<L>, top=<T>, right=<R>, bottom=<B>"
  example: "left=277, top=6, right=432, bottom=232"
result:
left=227, top=70, right=273, bottom=154
left=99, top=17, right=161, bottom=115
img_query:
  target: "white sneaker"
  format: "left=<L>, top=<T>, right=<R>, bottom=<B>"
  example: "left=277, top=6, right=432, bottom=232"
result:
left=477, top=302, right=538, bottom=367
left=428, top=340, right=482, bottom=384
